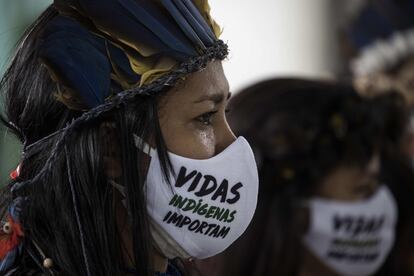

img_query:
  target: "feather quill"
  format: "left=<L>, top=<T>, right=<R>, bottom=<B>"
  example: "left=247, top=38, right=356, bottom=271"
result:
left=182, top=0, right=216, bottom=39
left=174, top=0, right=215, bottom=45
left=160, top=0, right=206, bottom=49
left=118, top=0, right=197, bottom=55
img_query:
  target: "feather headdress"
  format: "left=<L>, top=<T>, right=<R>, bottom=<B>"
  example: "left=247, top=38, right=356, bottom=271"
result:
left=347, top=0, right=414, bottom=76
left=39, top=0, right=226, bottom=109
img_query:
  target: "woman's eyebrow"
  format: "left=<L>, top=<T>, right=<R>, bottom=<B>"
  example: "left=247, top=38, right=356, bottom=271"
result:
left=193, top=90, right=230, bottom=104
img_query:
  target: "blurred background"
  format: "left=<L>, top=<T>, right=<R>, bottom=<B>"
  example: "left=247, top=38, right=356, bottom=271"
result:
left=0, top=0, right=364, bottom=183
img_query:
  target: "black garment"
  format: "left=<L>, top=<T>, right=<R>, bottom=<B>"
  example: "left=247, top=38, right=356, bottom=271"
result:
left=154, top=262, right=182, bottom=276
left=123, top=261, right=182, bottom=276
left=378, top=154, right=414, bottom=276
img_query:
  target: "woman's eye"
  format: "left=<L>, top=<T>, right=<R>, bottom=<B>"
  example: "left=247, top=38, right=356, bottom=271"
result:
left=196, top=111, right=217, bottom=126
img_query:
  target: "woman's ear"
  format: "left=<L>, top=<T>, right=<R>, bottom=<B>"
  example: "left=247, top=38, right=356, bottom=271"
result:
left=101, top=122, right=122, bottom=179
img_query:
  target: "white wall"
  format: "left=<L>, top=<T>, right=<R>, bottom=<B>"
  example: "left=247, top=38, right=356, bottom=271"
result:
left=0, top=0, right=52, bottom=182
left=0, top=0, right=52, bottom=69
left=209, top=0, right=341, bottom=92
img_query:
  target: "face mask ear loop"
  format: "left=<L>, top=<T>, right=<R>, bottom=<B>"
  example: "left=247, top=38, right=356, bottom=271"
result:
left=65, top=145, right=92, bottom=276
left=133, top=134, right=155, bottom=157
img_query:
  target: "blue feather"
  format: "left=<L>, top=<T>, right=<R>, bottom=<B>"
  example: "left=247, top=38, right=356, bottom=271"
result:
left=107, top=43, right=141, bottom=85
left=182, top=0, right=216, bottom=41
left=43, top=16, right=106, bottom=52
left=56, top=0, right=176, bottom=56
left=117, top=0, right=197, bottom=55
left=39, top=16, right=143, bottom=108
left=8, top=198, right=23, bottom=221
left=174, top=0, right=215, bottom=45
left=160, top=0, right=205, bottom=49
left=42, top=38, right=111, bottom=108
left=54, top=0, right=218, bottom=58
left=0, top=246, right=18, bottom=272
left=67, top=0, right=197, bottom=59
left=52, top=20, right=140, bottom=85
left=40, top=17, right=112, bottom=108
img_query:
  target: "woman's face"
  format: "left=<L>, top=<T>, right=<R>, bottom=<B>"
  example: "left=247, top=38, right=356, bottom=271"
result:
left=301, top=154, right=384, bottom=276
left=315, top=154, right=381, bottom=201
left=158, top=61, right=235, bottom=159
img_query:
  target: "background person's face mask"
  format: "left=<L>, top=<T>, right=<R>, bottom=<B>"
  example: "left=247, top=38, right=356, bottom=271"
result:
left=134, top=135, right=259, bottom=259
left=303, top=185, right=397, bottom=276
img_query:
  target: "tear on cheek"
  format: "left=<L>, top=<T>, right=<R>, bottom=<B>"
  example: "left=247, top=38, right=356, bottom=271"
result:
left=195, top=132, right=216, bottom=159
left=176, top=140, right=216, bottom=159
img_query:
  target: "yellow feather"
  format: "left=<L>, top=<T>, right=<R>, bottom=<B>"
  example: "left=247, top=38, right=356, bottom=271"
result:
left=192, top=0, right=223, bottom=38
left=139, top=56, right=177, bottom=86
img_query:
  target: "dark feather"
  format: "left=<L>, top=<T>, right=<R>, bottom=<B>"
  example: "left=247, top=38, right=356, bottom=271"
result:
left=55, top=0, right=197, bottom=59
left=160, top=0, right=205, bottom=49
left=117, top=0, right=197, bottom=55
left=54, top=0, right=176, bottom=56
left=106, top=42, right=141, bottom=85
left=39, top=16, right=112, bottom=108
left=174, top=0, right=215, bottom=45
left=183, top=0, right=216, bottom=39
left=41, top=38, right=111, bottom=108
left=54, top=0, right=219, bottom=58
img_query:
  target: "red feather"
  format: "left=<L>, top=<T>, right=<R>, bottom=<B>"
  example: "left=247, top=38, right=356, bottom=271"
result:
left=0, top=215, right=24, bottom=260
left=9, top=164, right=21, bottom=180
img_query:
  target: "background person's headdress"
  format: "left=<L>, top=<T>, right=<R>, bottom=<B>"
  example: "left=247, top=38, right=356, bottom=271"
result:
left=1, top=0, right=228, bottom=273
left=347, top=0, right=414, bottom=76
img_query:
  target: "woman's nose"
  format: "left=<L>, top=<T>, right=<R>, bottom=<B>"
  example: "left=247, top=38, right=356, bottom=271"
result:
left=215, top=119, right=236, bottom=154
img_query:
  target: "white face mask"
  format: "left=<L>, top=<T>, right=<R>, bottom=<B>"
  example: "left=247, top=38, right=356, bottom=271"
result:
left=303, top=186, right=397, bottom=276
left=133, top=135, right=259, bottom=259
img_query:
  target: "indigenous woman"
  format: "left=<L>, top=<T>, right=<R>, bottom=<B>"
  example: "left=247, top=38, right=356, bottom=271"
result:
left=0, top=1, right=259, bottom=275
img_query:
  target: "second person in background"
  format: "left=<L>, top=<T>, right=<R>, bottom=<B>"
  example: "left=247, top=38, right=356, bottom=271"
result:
left=214, top=78, right=414, bottom=276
